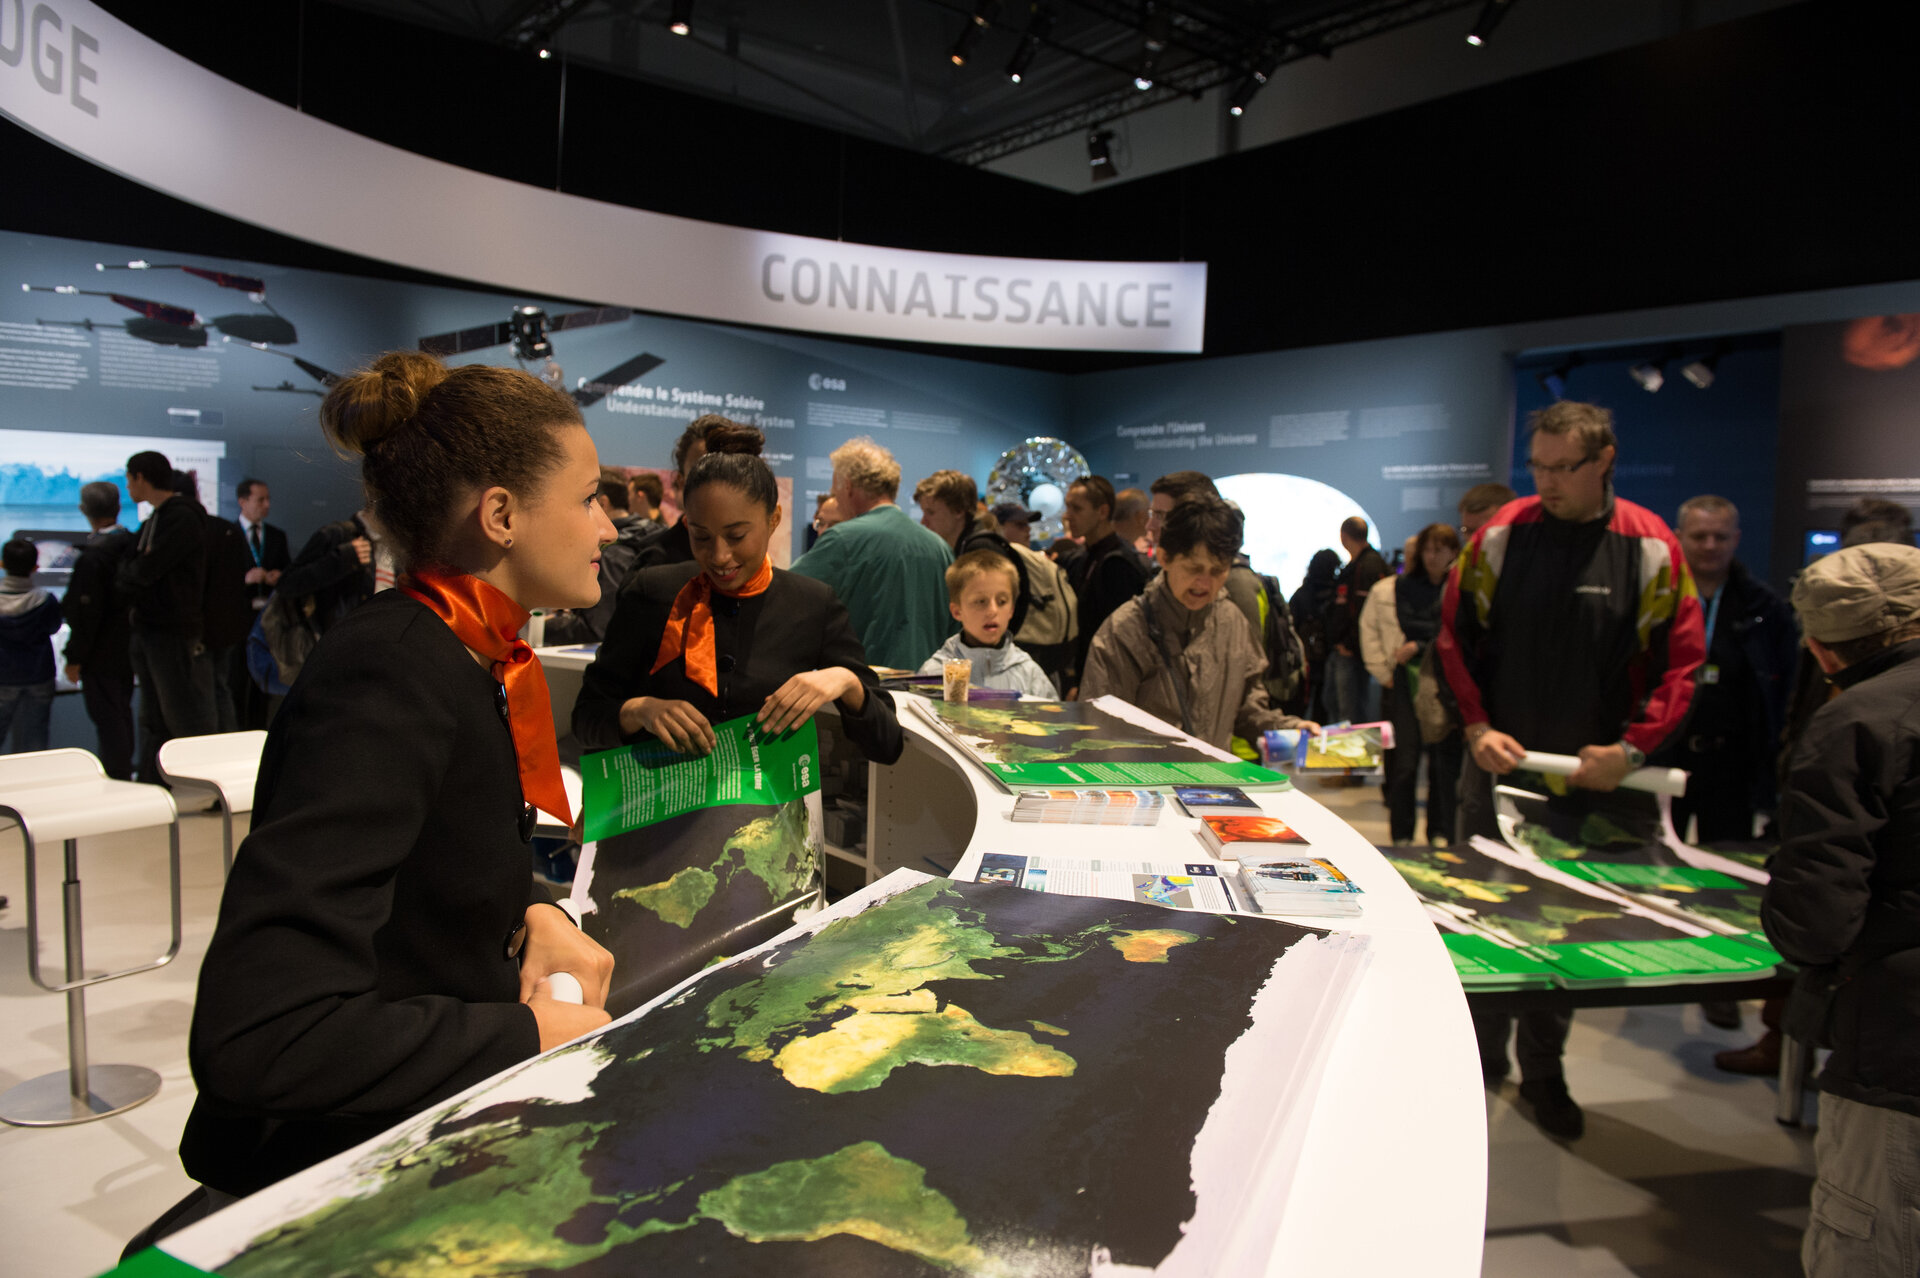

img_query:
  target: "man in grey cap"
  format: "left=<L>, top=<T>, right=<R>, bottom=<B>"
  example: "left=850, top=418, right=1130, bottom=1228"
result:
left=1762, top=541, right=1920, bottom=1277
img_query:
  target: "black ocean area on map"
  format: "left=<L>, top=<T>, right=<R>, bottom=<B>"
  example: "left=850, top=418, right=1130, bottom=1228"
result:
left=221, top=879, right=1317, bottom=1277
left=585, top=799, right=817, bottom=1017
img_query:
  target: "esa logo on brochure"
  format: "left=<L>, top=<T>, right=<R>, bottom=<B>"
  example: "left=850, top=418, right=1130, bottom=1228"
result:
left=807, top=373, right=847, bottom=392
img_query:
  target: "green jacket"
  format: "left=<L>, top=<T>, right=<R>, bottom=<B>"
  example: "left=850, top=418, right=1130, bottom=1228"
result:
left=790, top=503, right=953, bottom=671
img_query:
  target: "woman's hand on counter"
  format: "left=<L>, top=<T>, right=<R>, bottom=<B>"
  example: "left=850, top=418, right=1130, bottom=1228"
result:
left=620, top=696, right=716, bottom=754
left=758, top=668, right=862, bottom=735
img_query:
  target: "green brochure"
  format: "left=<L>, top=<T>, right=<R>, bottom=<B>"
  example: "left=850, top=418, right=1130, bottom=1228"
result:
left=579, top=713, right=821, bottom=843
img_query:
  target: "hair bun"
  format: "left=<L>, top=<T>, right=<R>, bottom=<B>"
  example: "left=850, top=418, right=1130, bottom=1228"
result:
left=320, top=350, right=452, bottom=458
left=702, top=420, right=765, bottom=458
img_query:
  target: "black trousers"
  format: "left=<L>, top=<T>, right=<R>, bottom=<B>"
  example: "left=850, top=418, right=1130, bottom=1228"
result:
left=1459, top=751, right=1574, bottom=1081
left=1383, top=673, right=1463, bottom=843
left=130, top=629, right=217, bottom=785
left=81, top=669, right=136, bottom=781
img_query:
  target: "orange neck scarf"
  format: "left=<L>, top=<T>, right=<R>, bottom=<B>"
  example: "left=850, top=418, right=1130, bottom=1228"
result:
left=651, top=558, right=775, bottom=695
left=402, top=568, right=573, bottom=827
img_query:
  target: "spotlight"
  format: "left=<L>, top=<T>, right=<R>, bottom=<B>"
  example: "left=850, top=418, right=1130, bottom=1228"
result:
left=950, top=22, right=982, bottom=65
left=1227, top=46, right=1278, bottom=117
left=509, top=306, right=553, bottom=362
left=1628, top=361, right=1665, bottom=393
left=1088, top=129, right=1117, bottom=182
left=668, top=0, right=692, bottom=35
left=1134, top=74, right=1154, bottom=91
left=1679, top=356, right=1718, bottom=389
left=1005, top=5, right=1052, bottom=83
left=537, top=47, right=552, bottom=59
left=1142, top=2, right=1171, bottom=54
left=1466, top=0, right=1514, bottom=46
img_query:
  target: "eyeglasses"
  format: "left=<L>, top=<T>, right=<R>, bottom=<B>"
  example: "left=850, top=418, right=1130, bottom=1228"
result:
left=1526, top=455, right=1598, bottom=477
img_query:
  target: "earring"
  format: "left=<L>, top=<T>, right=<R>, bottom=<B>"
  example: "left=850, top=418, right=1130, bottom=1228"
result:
left=504, top=537, right=513, bottom=548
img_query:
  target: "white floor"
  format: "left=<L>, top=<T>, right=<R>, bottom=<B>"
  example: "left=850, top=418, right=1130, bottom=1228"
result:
left=1, top=786, right=1818, bottom=1278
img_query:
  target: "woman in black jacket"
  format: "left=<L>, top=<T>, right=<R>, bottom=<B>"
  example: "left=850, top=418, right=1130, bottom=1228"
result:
left=569, top=424, right=900, bottom=1015
left=175, top=352, right=616, bottom=1210
left=572, top=423, right=902, bottom=764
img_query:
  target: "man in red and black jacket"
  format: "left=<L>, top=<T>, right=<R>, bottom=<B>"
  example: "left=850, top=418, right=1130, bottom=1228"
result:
left=1436, top=400, right=1705, bottom=1139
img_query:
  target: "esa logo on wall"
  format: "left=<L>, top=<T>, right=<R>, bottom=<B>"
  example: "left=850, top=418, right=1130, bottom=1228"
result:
left=807, top=373, right=847, bottom=392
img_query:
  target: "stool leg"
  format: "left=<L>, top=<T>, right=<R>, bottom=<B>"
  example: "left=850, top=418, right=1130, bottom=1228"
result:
left=1776, top=1034, right=1810, bottom=1127
left=0, top=834, right=163, bottom=1126
left=63, top=839, right=91, bottom=1104
left=220, top=803, right=234, bottom=876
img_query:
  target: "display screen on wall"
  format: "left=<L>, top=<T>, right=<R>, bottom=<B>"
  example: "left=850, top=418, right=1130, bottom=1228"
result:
left=1776, top=315, right=1920, bottom=584
left=1, top=427, right=225, bottom=538
left=0, top=229, right=1061, bottom=560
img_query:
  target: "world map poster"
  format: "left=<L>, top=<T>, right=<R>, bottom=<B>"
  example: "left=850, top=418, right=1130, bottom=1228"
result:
left=913, top=695, right=1289, bottom=790
left=146, top=872, right=1368, bottom=1278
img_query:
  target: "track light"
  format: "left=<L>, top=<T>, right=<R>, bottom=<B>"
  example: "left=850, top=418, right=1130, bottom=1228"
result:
left=1088, top=129, right=1117, bottom=182
left=1006, top=5, right=1052, bottom=83
left=1227, top=45, right=1280, bottom=117
left=1133, top=74, right=1154, bottom=91
left=537, top=47, right=552, bottom=59
left=950, top=26, right=979, bottom=65
left=1142, top=2, right=1171, bottom=54
left=1628, top=361, right=1665, bottom=393
left=668, top=0, right=692, bottom=36
left=1679, top=356, right=1718, bottom=389
left=1466, top=0, right=1513, bottom=46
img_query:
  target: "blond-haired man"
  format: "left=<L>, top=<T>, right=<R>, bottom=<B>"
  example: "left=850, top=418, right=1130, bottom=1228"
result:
left=791, top=437, right=952, bottom=670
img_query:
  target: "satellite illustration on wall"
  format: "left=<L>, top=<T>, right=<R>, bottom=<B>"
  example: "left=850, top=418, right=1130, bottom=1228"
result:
left=158, top=875, right=1350, bottom=1277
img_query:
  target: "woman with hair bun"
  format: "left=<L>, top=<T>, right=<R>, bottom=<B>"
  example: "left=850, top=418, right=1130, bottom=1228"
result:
left=571, top=422, right=903, bottom=1010
left=175, top=351, right=618, bottom=1208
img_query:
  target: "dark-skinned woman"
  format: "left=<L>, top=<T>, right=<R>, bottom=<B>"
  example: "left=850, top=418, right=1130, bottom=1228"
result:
left=571, top=423, right=902, bottom=1012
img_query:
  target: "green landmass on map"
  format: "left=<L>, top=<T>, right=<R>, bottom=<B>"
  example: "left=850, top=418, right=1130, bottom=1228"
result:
left=208, top=877, right=1282, bottom=1278
left=613, top=803, right=814, bottom=930
left=924, top=700, right=1215, bottom=766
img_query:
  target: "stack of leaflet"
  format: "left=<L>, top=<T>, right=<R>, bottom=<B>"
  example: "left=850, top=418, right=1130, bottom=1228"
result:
left=1236, top=857, right=1364, bottom=918
left=1009, top=788, right=1166, bottom=826
left=1194, top=812, right=1312, bottom=859
left=965, top=850, right=1246, bottom=912
left=1384, top=779, right=1780, bottom=992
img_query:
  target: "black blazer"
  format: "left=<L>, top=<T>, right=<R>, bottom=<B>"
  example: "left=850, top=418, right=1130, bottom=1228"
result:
left=180, top=591, right=549, bottom=1196
left=573, top=563, right=903, bottom=764
left=242, top=520, right=292, bottom=605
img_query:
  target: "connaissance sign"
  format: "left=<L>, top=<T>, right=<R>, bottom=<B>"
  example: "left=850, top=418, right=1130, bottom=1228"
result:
left=0, top=0, right=1207, bottom=353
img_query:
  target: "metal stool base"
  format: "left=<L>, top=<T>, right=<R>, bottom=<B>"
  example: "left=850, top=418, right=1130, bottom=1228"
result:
left=0, top=1064, right=161, bottom=1126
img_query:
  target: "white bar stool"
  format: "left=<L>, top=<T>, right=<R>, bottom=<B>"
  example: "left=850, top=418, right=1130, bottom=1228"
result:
left=0, top=749, right=183, bottom=1126
left=158, top=730, right=267, bottom=875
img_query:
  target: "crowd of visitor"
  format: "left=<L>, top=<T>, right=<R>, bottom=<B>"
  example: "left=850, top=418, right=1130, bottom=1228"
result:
left=9, top=359, right=1918, bottom=1274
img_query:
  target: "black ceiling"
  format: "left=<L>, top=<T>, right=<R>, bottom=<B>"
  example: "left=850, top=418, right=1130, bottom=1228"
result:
left=334, top=0, right=1485, bottom=166
left=10, top=0, right=1916, bottom=375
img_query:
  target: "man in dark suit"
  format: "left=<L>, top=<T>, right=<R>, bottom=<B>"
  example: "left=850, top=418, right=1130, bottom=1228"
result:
left=233, top=478, right=289, bottom=727
left=62, top=482, right=137, bottom=779
left=118, top=451, right=216, bottom=783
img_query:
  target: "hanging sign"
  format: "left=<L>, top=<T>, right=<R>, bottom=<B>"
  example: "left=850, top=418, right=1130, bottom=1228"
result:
left=0, top=1, right=1206, bottom=353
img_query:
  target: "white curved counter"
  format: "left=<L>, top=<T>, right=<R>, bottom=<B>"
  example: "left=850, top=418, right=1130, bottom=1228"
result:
left=867, top=693, right=1486, bottom=1278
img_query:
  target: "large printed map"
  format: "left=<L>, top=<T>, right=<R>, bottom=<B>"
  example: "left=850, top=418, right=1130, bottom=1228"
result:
left=171, top=876, right=1345, bottom=1277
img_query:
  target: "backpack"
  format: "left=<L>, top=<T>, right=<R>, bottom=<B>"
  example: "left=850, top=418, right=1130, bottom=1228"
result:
left=1254, top=573, right=1306, bottom=703
left=1009, top=541, right=1078, bottom=648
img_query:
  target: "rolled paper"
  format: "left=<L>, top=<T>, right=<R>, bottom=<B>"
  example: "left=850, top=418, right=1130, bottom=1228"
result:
left=1518, top=751, right=1688, bottom=797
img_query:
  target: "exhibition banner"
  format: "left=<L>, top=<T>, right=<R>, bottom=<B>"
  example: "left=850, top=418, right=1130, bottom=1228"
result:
left=0, top=2, right=1206, bottom=352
